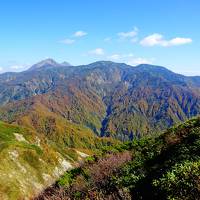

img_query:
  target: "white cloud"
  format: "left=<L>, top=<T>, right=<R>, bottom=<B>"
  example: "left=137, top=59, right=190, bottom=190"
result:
left=107, top=53, right=153, bottom=66
left=140, top=33, right=192, bottom=47
left=0, top=62, right=30, bottom=73
left=10, top=65, right=26, bottom=70
left=60, top=38, right=75, bottom=44
left=125, top=53, right=134, bottom=57
left=89, top=48, right=105, bottom=56
left=0, top=66, right=26, bottom=73
left=107, top=53, right=134, bottom=61
left=73, top=30, right=87, bottom=37
left=108, top=54, right=121, bottom=60
left=140, top=34, right=163, bottom=46
left=168, top=37, right=192, bottom=46
left=60, top=30, right=87, bottom=45
left=127, top=57, right=153, bottom=66
left=118, top=27, right=138, bottom=39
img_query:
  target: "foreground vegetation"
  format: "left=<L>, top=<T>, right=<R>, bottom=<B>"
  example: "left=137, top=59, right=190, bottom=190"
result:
left=0, top=120, right=118, bottom=200
left=35, top=117, right=200, bottom=200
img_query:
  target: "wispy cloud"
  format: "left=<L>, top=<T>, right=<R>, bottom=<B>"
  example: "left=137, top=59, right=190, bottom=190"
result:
left=118, top=27, right=138, bottom=38
left=0, top=63, right=29, bottom=73
left=60, top=38, right=75, bottom=45
left=60, top=30, right=87, bottom=45
left=104, top=37, right=112, bottom=42
left=107, top=53, right=134, bottom=61
left=140, top=33, right=192, bottom=47
left=10, top=65, right=28, bottom=70
left=73, top=30, right=87, bottom=37
left=127, top=57, right=153, bottom=65
left=88, top=48, right=105, bottom=56
left=108, top=54, right=121, bottom=60
left=107, top=53, right=154, bottom=66
left=118, top=27, right=138, bottom=39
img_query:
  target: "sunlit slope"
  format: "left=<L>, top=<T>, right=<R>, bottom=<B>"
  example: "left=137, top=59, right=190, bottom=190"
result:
left=0, top=119, right=117, bottom=200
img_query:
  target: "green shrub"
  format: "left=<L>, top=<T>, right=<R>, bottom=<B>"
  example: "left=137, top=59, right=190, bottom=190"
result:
left=57, top=168, right=83, bottom=187
left=153, top=161, right=200, bottom=200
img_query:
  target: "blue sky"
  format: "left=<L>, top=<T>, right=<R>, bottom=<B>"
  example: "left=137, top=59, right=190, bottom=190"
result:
left=0, top=0, right=199, bottom=75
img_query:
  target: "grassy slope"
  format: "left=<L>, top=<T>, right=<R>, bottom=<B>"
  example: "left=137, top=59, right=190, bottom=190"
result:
left=0, top=116, right=118, bottom=200
left=0, top=121, right=60, bottom=200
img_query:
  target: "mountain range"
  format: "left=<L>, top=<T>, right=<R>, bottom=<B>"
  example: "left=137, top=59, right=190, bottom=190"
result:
left=0, top=59, right=200, bottom=140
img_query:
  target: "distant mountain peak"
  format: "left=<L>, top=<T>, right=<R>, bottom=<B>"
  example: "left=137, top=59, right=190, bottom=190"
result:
left=42, top=58, right=57, bottom=63
left=28, top=58, right=61, bottom=71
left=28, top=58, right=72, bottom=71
left=35, top=58, right=59, bottom=66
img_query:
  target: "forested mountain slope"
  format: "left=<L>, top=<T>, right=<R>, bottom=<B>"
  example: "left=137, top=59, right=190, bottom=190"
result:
left=0, top=60, right=200, bottom=140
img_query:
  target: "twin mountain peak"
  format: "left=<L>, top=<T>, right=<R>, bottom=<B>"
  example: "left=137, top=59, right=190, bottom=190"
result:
left=28, top=58, right=72, bottom=71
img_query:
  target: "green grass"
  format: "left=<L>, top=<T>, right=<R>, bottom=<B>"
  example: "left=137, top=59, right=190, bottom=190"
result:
left=0, top=121, right=71, bottom=199
left=0, top=119, right=119, bottom=200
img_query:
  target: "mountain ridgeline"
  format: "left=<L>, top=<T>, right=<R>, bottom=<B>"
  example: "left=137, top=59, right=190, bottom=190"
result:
left=0, top=59, right=200, bottom=140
